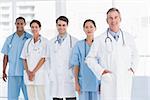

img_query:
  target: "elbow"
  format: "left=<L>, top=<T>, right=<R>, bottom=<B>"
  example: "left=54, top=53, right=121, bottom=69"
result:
left=3, top=55, right=8, bottom=63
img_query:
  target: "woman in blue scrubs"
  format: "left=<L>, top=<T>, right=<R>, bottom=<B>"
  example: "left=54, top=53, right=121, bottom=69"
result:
left=70, top=19, right=100, bottom=100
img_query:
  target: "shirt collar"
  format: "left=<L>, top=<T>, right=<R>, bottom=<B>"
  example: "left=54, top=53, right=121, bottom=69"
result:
left=57, top=33, right=67, bottom=40
left=108, top=29, right=120, bottom=38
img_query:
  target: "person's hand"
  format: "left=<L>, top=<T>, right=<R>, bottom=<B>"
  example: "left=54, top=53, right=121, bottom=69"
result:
left=102, top=69, right=112, bottom=75
left=29, top=72, right=35, bottom=81
left=28, top=71, right=35, bottom=81
left=75, top=82, right=80, bottom=95
left=128, top=68, right=134, bottom=74
left=2, top=72, right=7, bottom=82
left=27, top=70, right=31, bottom=80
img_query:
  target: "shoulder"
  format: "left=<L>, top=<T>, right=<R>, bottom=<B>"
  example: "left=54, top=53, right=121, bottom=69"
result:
left=41, top=36, right=48, bottom=42
left=49, top=36, right=57, bottom=43
left=94, top=32, right=106, bottom=44
left=41, top=36, right=50, bottom=46
left=123, top=31, right=134, bottom=39
left=7, top=33, right=15, bottom=40
left=122, top=31, right=136, bottom=46
left=25, top=32, right=32, bottom=38
left=76, top=39, right=85, bottom=45
left=68, top=34, right=78, bottom=41
left=25, top=38, right=32, bottom=44
left=4, top=33, right=15, bottom=43
left=74, top=39, right=84, bottom=47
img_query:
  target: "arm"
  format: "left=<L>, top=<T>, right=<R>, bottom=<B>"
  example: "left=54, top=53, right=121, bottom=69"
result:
left=1, top=38, right=9, bottom=82
left=70, top=42, right=81, bottom=94
left=23, top=59, right=30, bottom=75
left=29, top=58, right=45, bottom=81
left=2, top=55, right=8, bottom=82
left=74, top=65, right=80, bottom=95
left=85, top=38, right=106, bottom=80
left=32, top=58, right=45, bottom=74
left=23, top=59, right=33, bottom=81
left=129, top=36, right=138, bottom=74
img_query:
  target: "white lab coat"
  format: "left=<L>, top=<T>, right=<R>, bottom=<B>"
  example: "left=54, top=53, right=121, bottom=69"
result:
left=85, top=30, right=138, bottom=100
left=21, top=36, right=49, bottom=85
left=48, top=34, right=77, bottom=98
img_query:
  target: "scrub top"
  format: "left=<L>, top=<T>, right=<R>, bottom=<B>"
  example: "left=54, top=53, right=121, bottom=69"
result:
left=20, top=35, right=49, bottom=85
left=1, top=32, right=32, bottom=76
left=70, top=40, right=100, bottom=92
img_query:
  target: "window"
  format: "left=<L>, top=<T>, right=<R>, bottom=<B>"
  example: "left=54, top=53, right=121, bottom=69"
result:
left=66, top=0, right=112, bottom=39
left=114, top=0, right=150, bottom=76
left=0, top=0, right=56, bottom=99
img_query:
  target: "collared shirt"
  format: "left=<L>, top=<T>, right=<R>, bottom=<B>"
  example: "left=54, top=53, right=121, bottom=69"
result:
left=109, top=29, right=120, bottom=41
left=1, top=32, right=32, bottom=76
left=57, top=33, right=67, bottom=45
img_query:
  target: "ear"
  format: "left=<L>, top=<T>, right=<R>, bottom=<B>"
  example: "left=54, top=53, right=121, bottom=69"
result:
left=83, top=27, right=85, bottom=32
left=119, top=15, right=122, bottom=22
left=106, top=18, right=108, bottom=24
left=95, top=27, right=97, bottom=31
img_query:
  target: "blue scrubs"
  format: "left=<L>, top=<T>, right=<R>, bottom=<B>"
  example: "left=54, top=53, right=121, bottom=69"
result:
left=1, top=32, right=32, bottom=100
left=70, top=40, right=100, bottom=100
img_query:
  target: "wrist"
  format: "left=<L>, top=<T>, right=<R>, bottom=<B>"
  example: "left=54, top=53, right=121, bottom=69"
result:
left=3, top=70, right=6, bottom=74
left=32, top=70, right=36, bottom=75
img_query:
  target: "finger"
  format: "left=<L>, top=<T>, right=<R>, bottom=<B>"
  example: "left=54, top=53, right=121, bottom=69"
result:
left=3, top=77, right=6, bottom=82
left=78, top=90, right=80, bottom=95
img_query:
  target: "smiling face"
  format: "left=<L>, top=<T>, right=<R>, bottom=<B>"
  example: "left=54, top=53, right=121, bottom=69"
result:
left=15, top=19, right=26, bottom=32
left=107, top=10, right=121, bottom=32
left=83, top=21, right=96, bottom=37
left=56, top=20, right=68, bottom=35
left=31, top=22, right=41, bottom=36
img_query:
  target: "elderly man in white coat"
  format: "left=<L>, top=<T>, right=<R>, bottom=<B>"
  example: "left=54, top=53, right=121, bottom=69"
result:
left=48, top=16, right=78, bottom=100
left=85, top=8, right=138, bottom=100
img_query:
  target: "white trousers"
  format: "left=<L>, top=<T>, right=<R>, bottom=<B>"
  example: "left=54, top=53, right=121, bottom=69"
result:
left=27, top=85, right=46, bottom=100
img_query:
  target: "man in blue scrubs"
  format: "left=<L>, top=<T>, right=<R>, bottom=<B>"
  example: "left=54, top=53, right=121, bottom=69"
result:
left=1, top=17, right=32, bottom=100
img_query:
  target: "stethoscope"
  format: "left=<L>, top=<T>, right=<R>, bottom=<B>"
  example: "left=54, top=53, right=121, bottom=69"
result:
left=9, top=32, right=29, bottom=48
left=105, top=28, right=125, bottom=53
left=26, top=36, right=42, bottom=54
left=54, top=34, right=72, bottom=51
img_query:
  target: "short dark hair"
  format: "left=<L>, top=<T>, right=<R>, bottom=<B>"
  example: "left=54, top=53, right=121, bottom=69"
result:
left=30, top=20, right=41, bottom=28
left=56, top=16, right=69, bottom=25
left=15, top=17, right=26, bottom=23
left=83, top=19, right=96, bottom=28
left=107, top=8, right=120, bottom=15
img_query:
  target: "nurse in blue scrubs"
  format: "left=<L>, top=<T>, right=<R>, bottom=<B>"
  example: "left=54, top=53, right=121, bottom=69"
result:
left=70, top=19, right=100, bottom=100
left=1, top=17, right=32, bottom=100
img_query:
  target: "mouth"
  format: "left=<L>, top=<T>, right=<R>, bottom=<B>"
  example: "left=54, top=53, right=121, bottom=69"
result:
left=87, top=32, right=92, bottom=34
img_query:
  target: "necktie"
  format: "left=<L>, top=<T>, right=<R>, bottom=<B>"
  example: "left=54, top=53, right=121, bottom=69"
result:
left=114, top=34, right=119, bottom=41
left=57, top=38, right=64, bottom=45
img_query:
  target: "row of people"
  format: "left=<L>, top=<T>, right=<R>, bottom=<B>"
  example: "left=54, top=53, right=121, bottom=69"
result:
left=1, top=7, right=138, bottom=100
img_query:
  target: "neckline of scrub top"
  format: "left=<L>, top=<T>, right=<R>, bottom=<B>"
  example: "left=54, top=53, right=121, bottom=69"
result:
left=15, top=32, right=26, bottom=39
left=31, top=35, right=42, bottom=44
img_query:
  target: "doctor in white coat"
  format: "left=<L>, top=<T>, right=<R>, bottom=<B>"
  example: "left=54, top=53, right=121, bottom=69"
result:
left=49, top=16, right=77, bottom=100
left=85, top=8, right=138, bottom=100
